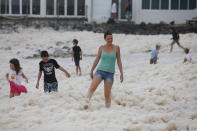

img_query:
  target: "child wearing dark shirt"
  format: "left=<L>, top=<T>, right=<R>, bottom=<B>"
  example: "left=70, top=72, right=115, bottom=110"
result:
left=170, top=28, right=185, bottom=52
left=72, top=39, right=82, bottom=75
left=36, top=51, right=70, bottom=92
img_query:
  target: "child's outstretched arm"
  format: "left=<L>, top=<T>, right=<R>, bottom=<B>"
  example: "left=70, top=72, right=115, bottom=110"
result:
left=5, top=73, right=10, bottom=83
left=22, top=73, right=28, bottom=83
left=59, top=66, right=71, bottom=78
left=36, top=72, right=42, bottom=89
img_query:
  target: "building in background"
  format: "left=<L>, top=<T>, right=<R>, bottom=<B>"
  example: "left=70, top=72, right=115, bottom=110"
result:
left=134, top=0, right=197, bottom=24
left=0, top=0, right=197, bottom=24
left=0, top=0, right=86, bottom=18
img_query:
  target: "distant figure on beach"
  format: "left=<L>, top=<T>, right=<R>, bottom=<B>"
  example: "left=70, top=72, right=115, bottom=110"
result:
left=6, top=58, right=28, bottom=98
left=170, top=28, right=185, bottom=52
left=36, top=51, right=70, bottom=92
left=72, top=39, right=82, bottom=75
left=86, top=31, right=123, bottom=108
left=150, top=45, right=160, bottom=64
left=111, top=0, right=117, bottom=20
left=125, top=0, right=132, bottom=23
left=183, top=48, right=192, bottom=63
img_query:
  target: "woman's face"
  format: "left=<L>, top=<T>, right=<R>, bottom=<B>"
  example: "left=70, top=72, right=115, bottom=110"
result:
left=105, top=35, right=113, bottom=45
left=10, top=63, right=15, bottom=70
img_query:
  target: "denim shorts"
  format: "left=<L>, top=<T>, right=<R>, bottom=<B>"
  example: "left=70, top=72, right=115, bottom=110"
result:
left=94, top=70, right=114, bottom=83
left=44, top=82, right=58, bottom=92
left=125, top=11, right=132, bottom=19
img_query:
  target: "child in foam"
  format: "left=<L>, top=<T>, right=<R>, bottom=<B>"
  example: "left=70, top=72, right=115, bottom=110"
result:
left=36, top=50, right=70, bottom=93
left=170, top=27, right=185, bottom=52
left=72, top=39, right=82, bottom=75
left=86, top=31, right=123, bottom=108
left=183, top=48, right=192, bottom=63
left=6, top=58, right=28, bottom=98
left=150, top=44, right=160, bottom=64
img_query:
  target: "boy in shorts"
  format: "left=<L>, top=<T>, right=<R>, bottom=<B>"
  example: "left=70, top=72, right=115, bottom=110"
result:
left=36, top=51, right=70, bottom=92
left=72, top=39, right=82, bottom=75
left=170, top=28, right=185, bottom=52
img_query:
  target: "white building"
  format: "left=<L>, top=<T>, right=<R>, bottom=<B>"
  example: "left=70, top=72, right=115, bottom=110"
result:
left=0, top=0, right=197, bottom=24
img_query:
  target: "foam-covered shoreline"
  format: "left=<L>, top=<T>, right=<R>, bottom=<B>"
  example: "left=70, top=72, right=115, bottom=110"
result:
left=0, top=29, right=197, bottom=131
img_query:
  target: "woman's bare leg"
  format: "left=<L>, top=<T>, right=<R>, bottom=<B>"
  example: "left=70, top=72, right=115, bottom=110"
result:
left=87, top=77, right=102, bottom=101
left=104, top=82, right=113, bottom=108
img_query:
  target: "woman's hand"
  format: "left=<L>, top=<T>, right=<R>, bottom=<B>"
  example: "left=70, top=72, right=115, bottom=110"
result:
left=90, top=71, right=94, bottom=79
left=120, top=73, right=123, bottom=83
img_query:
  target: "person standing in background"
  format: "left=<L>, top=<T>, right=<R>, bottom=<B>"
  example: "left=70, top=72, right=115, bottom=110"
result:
left=72, top=39, right=82, bottom=76
left=111, top=0, right=117, bottom=20
left=125, top=0, right=132, bottom=23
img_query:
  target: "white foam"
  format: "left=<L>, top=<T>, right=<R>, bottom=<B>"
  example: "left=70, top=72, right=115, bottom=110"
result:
left=0, top=28, right=197, bottom=131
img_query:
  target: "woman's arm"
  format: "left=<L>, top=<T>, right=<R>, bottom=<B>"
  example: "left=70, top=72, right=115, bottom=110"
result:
left=90, top=46, right=102, bottom=79
left=22, top=73, right=29, bottom=83
left=116, top=46, right=123, bottom=83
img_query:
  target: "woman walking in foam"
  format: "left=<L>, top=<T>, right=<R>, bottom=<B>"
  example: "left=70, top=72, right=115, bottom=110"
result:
left=86, top=31, right=123, bottom=108
left=6, top=58, right=28, bottom=98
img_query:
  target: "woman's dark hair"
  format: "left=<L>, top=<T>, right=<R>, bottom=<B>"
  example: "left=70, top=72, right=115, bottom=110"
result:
left=73, top=39, right=78, bottom=44
left=185, top=48, right=189, bottom=54
left=9, top=58, right=22, bottom=75
left=104, top=31, right=112, bottom=39
left=41, top=50, right=49, bottom=57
